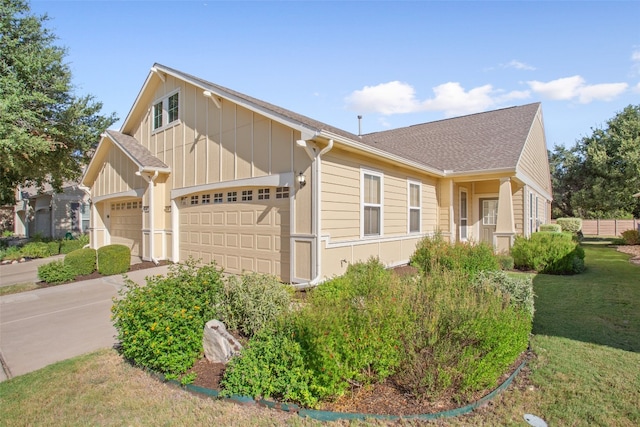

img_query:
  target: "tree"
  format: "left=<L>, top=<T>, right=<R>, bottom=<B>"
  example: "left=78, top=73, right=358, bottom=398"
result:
left=0, top=0, right=116, bottom=205
left=550, top=105, right=640, bottom=219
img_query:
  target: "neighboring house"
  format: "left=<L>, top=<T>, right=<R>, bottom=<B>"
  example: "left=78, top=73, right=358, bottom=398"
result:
left=82, top=64, right=552, bottom=285
left=13, top=182, right=90, bottom=239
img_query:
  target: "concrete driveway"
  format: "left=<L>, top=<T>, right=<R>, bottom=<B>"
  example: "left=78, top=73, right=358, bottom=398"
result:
left=0, top=262, right=170, bottom=382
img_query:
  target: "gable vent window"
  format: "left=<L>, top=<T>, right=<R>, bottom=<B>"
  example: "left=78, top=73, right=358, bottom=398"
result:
left=276, top=187, right=289, bottom=199
left=213, top=193, right=223, bottom=204
left=152, top=91, right=180, bottom=131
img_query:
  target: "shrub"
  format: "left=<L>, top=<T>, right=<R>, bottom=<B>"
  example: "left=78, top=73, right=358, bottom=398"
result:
left=60, top=239, right=84, bottom=254
left=497, top=254, right=515, bottom=270
left=220, top=325, right=317, bottom=407
left=38, top=260, right=77, bottom=284
left=97, top=244, right=130, bottom=275
left=1, top=246, right=22, bottom=261
left=111, top=260, right=225, bottom=379
left=291, top=259, right=410, bottom=400
left=20, top=242, right=51, bottom=258
left=511, top=232, right=585, bottom=274
left=411, top=234, right=499, bottom=277
left=393, top=270, right=532, bottom=402
left=47, top=241, right=60, bottom=255
left=556, top=218, right=582, bottom=233
left=218, top=273, right=293, bottom=337
left=621, top=229, right=640, bottom=245
left=539, top=223, right=561, bottom=233
left=475, top=270, right=535, bottom=317
left=64, top=248, right=96, bottom=276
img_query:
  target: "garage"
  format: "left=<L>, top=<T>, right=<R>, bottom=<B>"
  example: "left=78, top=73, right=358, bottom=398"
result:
left=179, top=187, right=290, bottom=282
left=109, top=200, right=143, bottom=256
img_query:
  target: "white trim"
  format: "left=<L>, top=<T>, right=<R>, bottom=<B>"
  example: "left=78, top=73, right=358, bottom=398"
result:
left=151, top=88, right=181, bottom=134
left=360, top=168, right=384, bottom=239
left=92, top=188, right=145, bottom=204
left=407, top=179, right=422, bottom=234
left=473, top=192, right=499, bottom=243
left=170, top=173, right=294, bottom=199
left=323, top=231, right=434, bottom=249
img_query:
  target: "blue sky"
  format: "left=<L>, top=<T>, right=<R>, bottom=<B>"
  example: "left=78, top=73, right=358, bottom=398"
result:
left=30, top=0, right=640, bottom=148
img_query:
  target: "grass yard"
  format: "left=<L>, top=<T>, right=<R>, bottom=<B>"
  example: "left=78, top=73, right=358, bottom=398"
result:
left=0, top=244, right=638, bottom=426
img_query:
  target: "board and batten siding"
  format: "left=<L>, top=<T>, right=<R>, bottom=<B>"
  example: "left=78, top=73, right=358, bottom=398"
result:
left=92, top=140, right=146, bottom=199
left=517, top=111, right=552, bottom=196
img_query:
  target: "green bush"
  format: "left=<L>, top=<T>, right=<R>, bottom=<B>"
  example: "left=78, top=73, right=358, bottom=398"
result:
left=38, top=260, right=77, bottom=284
left=291, top=259, right=410, bottom=400
left=111, top=260, right=225, bottom=379
left=60, top=239, right=84, bottom=254
left=0, top=246, right=22, bottom=261
left=539, top=223, right=562, bottom=233
left=511, top=232, right=585, bottom=274
left=411, top=234, right=499, bottom=277
left=497, top=254, right=515, bottom=270
left=97, top=244, right=130, bottom=275
left=219, top=273, right=293, bottom=337
left=47, top=241, right=60, bottom=255
left=621, top=229, right=640, bottom=245
left=474, top=270, right=535, bottom=317
left=556, top=218, right=582, bottom=233
left=20, top=242, right=51, bottom=258
left=393, top=270, right=532, bottom=401
left=64, top=248, right=96, bottom=276
left=220, top=325, right=316, bottom=407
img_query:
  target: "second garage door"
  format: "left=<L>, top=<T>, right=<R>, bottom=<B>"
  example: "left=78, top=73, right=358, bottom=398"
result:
left=110, top=200, right=143, bottom=256
left=179, top=189, right=290, bottom=282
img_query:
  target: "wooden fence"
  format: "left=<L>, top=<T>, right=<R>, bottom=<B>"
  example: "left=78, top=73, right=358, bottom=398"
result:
left=578, top=219, right=639, bottom=237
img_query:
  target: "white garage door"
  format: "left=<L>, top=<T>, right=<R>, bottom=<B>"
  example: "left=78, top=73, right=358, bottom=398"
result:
left=179, top=188, right=290, bottom=282
left=110, top=200, right=142, bottom=256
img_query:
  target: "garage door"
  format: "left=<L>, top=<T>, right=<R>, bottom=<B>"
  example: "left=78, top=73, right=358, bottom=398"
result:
left=110, top=200, right=142, bottom=256
left=179, top=188, right=290, bottom=282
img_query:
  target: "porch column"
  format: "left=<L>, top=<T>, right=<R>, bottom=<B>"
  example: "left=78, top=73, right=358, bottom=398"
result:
left=494, top=177, right=516, bottom=253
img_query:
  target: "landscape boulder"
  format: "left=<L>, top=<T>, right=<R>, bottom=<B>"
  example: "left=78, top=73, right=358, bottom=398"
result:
left=202, top=319, right=242, bottom=363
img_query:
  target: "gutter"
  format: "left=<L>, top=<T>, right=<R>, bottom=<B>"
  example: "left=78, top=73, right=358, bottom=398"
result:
left=292, top=139, right=334, bottom=290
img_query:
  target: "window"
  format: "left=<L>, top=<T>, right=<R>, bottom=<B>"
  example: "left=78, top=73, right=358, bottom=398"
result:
left=258, top=188, right=270, bottom=200
left=152, top=91, right=180, bottom=131
left=408, top=181, right=421, bottom=233
left=483, top=200, right=498, bottom=225
left=529, top=192, right=534, bottom=235
left=242, top=190, right=253, bottom=201
left=201, top=194, right=211, bottom=204
left=460, top=188, right=468, bottom=240
left=213, top=193, right=223, bottom=204
left=362, top=171, right=383, bottom=236
left=190, top=195, right=199, bottom=205
left=276, top=187, right=289, bottom=199
left=227, top=191, right=237, bottom=202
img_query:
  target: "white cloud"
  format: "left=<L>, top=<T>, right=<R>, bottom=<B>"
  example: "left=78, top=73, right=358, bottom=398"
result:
left=634, top=82, right=640, bottom=93
left=527, top=76, right=628, bottom=103
left=345, top=81, right=531, bottom=118
left=503, top=60, right=536, bottom=71
left=632, top=50, right=640, bottom=62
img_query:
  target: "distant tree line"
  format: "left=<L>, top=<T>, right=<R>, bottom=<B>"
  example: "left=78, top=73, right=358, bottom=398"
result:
left=549, top=104, right=640, bottom=219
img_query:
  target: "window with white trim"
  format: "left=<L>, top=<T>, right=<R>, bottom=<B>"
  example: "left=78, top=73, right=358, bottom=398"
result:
left=201, top=194, right=211, bottom=204
left=275, top=187, right=289, bottom=199
left=459, top=188, right=468, bottom=241
left=408, top=181, right=421, bottom=233
left=152, top=91, right=180, bottom=131
left=227, top=191, right=237, bottom=202
left=213, top=193, right=223, bottom=204
left=529, top=192, right=534, bottom=235
left=258, top=188, right=270, bottom=200
left=190, top=195, right=199, bottom=205
left=241, top=190, right=253, bottom=201
left=362, top=170, right=383, bottom=236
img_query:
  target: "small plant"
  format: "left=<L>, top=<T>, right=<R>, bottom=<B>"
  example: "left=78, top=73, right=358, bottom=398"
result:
left=556, top=217, right=582, bottom=233
left=97, top=245, right=130, bottom=275
left=497, top=254, right=515, bottom=270
left=64, top=248, right=96, bottom=276
left=111, top=260, right=225, bottom=379
left=620, top=229, right=640, bottom=245
left=38, top=260, right=77, bottom=284
left=219, top=273, right=293, bottom=337
left=47, top=241, right=61, bottom=255
left=1, top=246, right=22, bottom=261
left=475, top=270, right=535, bottom=317
left=511, top=232, right=585, bottom=274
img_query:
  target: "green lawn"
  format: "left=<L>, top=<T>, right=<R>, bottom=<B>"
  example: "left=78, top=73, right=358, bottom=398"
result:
left=1, top=244, right=638, bottom=426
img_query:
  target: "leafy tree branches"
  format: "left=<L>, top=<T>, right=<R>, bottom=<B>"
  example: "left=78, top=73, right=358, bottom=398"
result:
left=0, top=0, right=116, bottom=204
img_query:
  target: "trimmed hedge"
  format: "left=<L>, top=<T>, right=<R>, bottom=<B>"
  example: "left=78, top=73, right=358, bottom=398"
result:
left=64, top=248, right=97, bottom=276
left=38, top=260, right=77, bottom=284
left=539, top=223, right=562, bottom=233
left=556, top=218, right=582, bottom=233
left=97, top=244, right=130, bottom=275
left=511, top=232, right=585, bottom=274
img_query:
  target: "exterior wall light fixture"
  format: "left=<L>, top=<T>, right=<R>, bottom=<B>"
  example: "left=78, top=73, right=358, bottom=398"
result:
left=297, top=172, right=306, bottom=188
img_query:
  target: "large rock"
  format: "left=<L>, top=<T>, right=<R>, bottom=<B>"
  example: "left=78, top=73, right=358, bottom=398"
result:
left=202, top=319, right=243, bottom=363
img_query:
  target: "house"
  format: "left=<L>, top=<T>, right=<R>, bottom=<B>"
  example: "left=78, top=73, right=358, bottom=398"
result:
left=13, top=182, right=90, bottom=239
left=82, top=64, right=552, bottom=285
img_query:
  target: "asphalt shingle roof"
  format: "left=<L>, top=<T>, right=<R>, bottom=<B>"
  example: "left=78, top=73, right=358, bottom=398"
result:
left=105, top=130, right=169, bottom=170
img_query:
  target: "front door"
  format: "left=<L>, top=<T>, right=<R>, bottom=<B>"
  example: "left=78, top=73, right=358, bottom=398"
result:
left=479, top=198, right=498, bottom=244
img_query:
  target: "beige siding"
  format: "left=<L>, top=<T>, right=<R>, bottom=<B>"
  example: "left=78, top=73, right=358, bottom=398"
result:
left=513, top=187, right=524, bottom=236
left=518, top=111, right=552, bottom=195
left=93, top=141, right=146, bottom=198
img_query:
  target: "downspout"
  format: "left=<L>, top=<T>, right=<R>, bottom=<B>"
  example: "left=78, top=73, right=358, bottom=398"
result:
left=293, top=139, right=334, bottom=290
left=137, top=170, right=160, bottom=265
